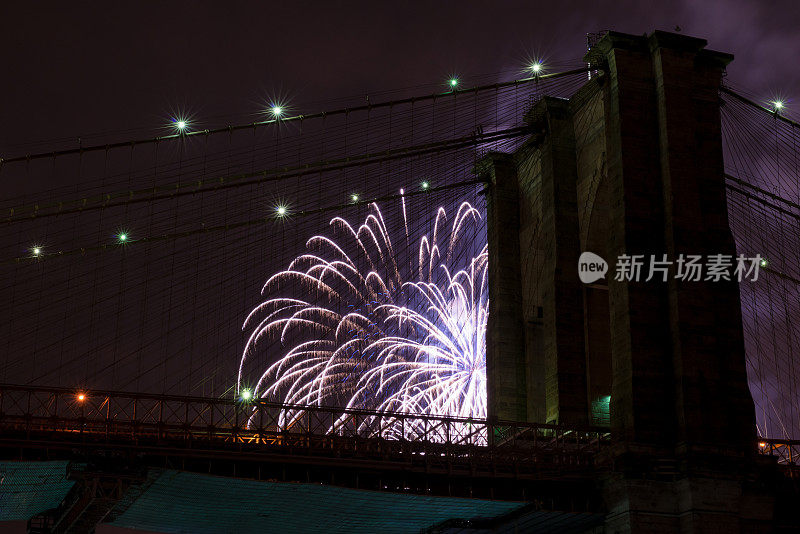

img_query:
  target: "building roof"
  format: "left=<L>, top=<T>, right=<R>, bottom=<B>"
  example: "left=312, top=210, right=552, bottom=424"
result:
left=0, top=461, right=75, bottom=521
left=0, top=463, right=604, bottom=533
left=107, top=469, right=525, bottom=534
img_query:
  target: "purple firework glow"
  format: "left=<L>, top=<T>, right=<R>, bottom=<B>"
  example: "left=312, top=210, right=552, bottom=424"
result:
left=239, top=196, right=488, bottom=431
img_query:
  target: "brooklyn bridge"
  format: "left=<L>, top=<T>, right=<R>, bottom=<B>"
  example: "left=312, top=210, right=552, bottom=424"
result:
left=1, top=30, right=798, bottom=533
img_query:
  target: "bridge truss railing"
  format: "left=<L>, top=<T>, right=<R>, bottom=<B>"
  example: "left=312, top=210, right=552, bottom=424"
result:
left=759, top=438, right=800, bottom=467
left=2, top=384, right=795, bottom=472
left=0, top=384, right=609, bottom=478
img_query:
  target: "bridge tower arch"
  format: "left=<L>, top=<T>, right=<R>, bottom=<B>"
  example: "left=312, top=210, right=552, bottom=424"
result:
left=481, top=30, right=766, bottom=532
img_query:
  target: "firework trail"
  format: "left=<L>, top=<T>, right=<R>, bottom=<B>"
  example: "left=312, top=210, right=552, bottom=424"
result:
left=239, top=195, right=487, bottom=437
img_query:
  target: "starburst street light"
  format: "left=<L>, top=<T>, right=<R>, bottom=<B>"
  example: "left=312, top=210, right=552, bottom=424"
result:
left=32, top=246, right=41, bottom=256
left=531, top=62, right=542, bottom=74
left=240, top=388, right=253, bottom=401
left=276, top=205, right=288, bottom=217
left=172, top=118, right=190, bottom=133
left=271, top=105, right=282, bottom=117
left=351, top=193, right=360, bottom=202
left=772, top=100, right=784, bottom=113
left=449, top=78, right=459, bottom=89
left=421, top=181, right=430, bottom=190
left=172, top=119, right=189, bottom=134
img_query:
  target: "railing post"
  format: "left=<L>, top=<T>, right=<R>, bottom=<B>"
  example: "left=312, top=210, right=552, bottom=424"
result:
left=52, top=393, right=58, bottom=431
left=26, top=390, right=32, bottom=439
left=352, top=412, right=358, bottom=451
left=234, top=401, right=240, bottom=443
left=78, top=392, right=85, bottom=439
left=209, top=399, right=214, bottom=441
left=258, top=403, right=264, bottom=444
left=106, top=396, right=111, bottom=440
left=158, top=400, right=164, bottom=441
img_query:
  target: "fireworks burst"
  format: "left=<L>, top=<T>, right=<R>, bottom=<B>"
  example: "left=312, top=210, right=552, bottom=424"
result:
left=239, top=196, right=487, bottom=435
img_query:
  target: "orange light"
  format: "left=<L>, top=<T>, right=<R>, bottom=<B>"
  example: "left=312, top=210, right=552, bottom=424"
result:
left=77, top=393, right=86, bottom=402
left=758, top=441, right=767, bottom=448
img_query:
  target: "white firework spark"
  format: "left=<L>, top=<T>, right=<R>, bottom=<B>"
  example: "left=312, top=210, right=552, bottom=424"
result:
left=239, top=196, right=487, bottom=436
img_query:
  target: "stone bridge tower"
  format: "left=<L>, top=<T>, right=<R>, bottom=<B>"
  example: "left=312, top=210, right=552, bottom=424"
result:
left=480, top=30, right=767, bottom=532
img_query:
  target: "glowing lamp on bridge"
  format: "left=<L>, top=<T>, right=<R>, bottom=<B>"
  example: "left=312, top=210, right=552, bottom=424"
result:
left=351, top=193, right=360, bottom=202
left=772, top=100, right=784, bottom=112
left=421, top=181, right=430, bottom=190
left=449, top=78, right=459, bottom=88
left=240, top=389, right=253, bottom=402
left=117, top=233, right=128, bottom=243
left=276, top=205, right=288, bottom=217
left=77, top=393, right=86, bottom=402
left=760, top=257, right=768, bottom=268
left=175, top=120, right=187, bottom=131
left=31, top=246, right=42, bottom=256
left=271, top=105, right=282, bottom=117
left=531, top=62, right=542, bottom=74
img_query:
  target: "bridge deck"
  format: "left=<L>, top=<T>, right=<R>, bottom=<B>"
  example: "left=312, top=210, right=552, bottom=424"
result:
left=0, top=384, right=795, bottom=500
left=0, top=384, right=612, bottom=501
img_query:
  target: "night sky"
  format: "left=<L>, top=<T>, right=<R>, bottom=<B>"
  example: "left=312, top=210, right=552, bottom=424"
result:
left=0, top=2, right=798, bottom=435
left=2, top=1, right=799, bottom=157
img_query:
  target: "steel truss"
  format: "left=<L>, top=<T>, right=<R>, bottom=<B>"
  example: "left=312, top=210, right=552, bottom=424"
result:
left=1, top=383, right=795, bottom=488
left=0, top=384, right=609, bottom=482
